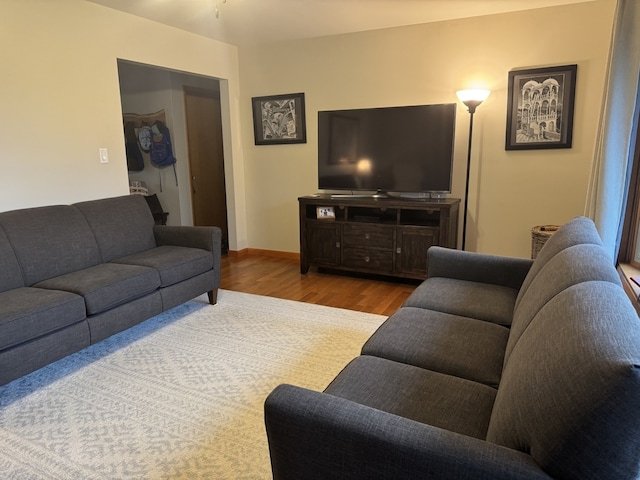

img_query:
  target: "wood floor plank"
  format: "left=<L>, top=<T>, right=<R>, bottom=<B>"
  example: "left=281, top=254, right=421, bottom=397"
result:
left=220, top=254, right=420, bottom=316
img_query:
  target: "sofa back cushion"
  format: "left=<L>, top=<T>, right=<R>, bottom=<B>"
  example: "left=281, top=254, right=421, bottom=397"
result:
left=74, top=195, right=156, bottom=263
left=505, top=243, right=620, bottom=364
left=0, top=205, right=101, bottom=285
left=514, top=216, right=603, bottom=311
left=487, top=281, right=640, bottom=480
left=0, top=226, right=24, bottom=292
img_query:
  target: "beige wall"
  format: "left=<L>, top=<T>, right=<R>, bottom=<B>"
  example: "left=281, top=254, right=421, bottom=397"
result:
left=238, top=0, right=616, bottom=258
left=0, top=0, right=248, bottom=250
left=0, top=0, right=617, bottom=259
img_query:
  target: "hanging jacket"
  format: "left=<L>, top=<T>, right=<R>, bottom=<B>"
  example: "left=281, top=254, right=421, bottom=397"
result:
left=125, top=121, right=144, bottom=172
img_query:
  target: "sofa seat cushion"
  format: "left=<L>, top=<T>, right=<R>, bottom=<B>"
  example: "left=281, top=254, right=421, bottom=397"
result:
left=325, top=356, right=497, bottom=440
left=112, top=245, right=213, bottom=287
left=362, top=307, right=509, bottom=387
left=403, top=277, right=518, bottom=326
left=487, top=282, right=640, bottom=480
left=0, top=287, right=86, bottom=350
left=35, top=263, right=160, bottom=315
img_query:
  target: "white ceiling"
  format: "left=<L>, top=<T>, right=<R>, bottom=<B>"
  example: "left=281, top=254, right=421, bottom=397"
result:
left=87, top=0, right=595, bottom=47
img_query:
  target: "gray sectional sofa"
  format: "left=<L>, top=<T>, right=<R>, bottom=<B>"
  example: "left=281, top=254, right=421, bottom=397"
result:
left=265, top=216, right=640, bottom=479
left=0, top=194, right=221, bottom=386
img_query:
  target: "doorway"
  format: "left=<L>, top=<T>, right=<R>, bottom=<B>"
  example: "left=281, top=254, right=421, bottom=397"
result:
left=117, top=60, right=231, bottom=251
left=184, top=85, right=229, bottom=252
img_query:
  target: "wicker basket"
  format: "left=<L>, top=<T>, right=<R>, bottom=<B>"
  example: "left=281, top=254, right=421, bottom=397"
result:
left=531, top=225, right=559, bottom=259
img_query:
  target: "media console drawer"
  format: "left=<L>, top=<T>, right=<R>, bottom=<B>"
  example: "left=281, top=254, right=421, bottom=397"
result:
left=343, top=224, right=394, bottom=249
left=342, top=248, right=394, bottom=273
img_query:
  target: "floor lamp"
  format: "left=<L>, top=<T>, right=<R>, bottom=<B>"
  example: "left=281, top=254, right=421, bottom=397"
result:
left=456, top=89, right=490, bottom=251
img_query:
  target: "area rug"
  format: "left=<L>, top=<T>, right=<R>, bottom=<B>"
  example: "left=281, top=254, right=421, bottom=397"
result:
left=0, top=290, right=386, bottom=479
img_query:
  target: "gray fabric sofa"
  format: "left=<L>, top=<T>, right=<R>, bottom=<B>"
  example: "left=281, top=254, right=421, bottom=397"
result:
left=0, top=194, right=221, bottom=386
left=265, top=216, right=640, bottom=480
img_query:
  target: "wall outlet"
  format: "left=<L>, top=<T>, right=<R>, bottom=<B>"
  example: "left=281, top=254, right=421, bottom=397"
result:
left=99, top=148, right=109, bottom=164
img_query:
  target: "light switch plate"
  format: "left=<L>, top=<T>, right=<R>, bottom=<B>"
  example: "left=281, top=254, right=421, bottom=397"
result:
left=99, top=148, right=109, bottom=164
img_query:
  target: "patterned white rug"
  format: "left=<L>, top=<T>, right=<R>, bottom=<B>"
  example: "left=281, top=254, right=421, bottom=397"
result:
left=0, top=290, right=386, bottom=480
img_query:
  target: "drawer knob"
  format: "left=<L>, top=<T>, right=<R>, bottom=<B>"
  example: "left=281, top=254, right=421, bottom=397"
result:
left=364, top=233, right=370, bottom=240
left=336, top=242, right=341, bottom=248
left=365, top=256, right=370, bottom=262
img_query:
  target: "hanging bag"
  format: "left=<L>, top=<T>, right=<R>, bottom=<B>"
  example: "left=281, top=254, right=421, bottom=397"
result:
left=150, top=121, right=178, bottom=190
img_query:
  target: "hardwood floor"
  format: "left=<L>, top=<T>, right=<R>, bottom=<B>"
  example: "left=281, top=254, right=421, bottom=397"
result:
left=219, top=253, right=421, bottom=316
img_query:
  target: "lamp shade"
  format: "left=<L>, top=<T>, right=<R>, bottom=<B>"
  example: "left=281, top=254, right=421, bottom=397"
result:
left=457, top=89, right=490, bottom=114
left=456, top=89, right=491, bottom=103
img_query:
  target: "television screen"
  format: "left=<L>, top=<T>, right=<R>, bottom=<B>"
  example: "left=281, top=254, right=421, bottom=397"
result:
left=318, top=103, right=456, bottom=194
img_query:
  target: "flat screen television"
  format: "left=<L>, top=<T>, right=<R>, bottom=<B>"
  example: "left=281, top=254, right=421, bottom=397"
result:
left=317, top=103, right=456, bottom=196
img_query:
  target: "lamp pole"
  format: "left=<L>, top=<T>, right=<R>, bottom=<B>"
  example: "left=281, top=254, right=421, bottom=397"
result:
left=456, top=90, right=490, bottom=251
left=462, top=104, right=476, bottom=251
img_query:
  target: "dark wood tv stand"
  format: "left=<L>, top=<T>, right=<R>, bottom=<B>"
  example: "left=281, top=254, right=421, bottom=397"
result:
left=299, top=195, right=460, bottom=280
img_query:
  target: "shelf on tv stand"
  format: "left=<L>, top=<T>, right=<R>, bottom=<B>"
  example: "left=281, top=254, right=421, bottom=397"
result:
left=298, top=195, right=460, bottom=280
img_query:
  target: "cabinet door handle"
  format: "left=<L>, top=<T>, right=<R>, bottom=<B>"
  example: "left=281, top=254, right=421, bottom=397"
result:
left=336, top=242, right=341, bottom=248
left=364, top=233, right=370, bottom=240
left=396, top=247, right=401, bottom=254
left=365, top=256, right=370, bottom=262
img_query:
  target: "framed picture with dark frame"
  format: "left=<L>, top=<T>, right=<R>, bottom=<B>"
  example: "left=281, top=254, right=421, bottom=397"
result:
left=316, top=206, right=335, bottom=220
left=251, top=92, right=307, bottom=145
left=505, top=64, right=577, bottom=150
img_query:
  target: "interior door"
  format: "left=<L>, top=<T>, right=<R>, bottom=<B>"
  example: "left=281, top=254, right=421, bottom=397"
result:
left=184, top=85, right=229, bottom=251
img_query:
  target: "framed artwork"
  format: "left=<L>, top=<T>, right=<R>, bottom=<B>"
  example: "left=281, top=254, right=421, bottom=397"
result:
left=316, top=206, right=335, bottom=220
left=252, top=92, right=307, bottom=145
left=505, top=64, right=577, bottom=150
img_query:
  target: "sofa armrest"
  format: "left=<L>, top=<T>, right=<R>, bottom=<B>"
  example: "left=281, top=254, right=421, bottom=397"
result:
left=427, top=246, right=533, bottom=290
left=265, top=384, right=552, bottom=480
left=154, top=226, right=222, bottom=303
left=153, top=225, right=221, bottom=253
